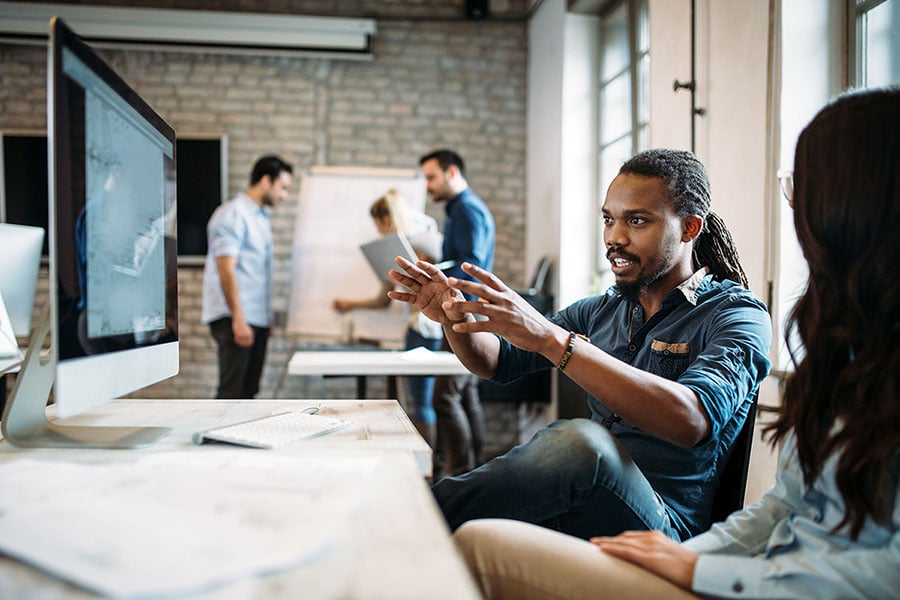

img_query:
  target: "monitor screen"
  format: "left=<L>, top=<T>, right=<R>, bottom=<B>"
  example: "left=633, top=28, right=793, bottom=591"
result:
left=50, top=18, right=178, bottom=420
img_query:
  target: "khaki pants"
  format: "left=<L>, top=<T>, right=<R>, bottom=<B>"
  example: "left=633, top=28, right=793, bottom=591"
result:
left=454, top=519, right=700, bottom=600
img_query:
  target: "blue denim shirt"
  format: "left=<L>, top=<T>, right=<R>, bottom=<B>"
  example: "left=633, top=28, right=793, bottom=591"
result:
left=442, top=188, right=495, bottom=299
left=493, top=270, right=772, bottom=537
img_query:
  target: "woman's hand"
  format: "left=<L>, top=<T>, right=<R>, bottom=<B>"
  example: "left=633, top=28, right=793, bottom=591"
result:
left=333, top=298, right=354, bottom=313
left=590, top=530, right=698, bottom=590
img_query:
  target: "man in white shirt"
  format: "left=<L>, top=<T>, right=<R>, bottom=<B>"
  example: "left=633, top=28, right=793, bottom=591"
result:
left=201, top=155, right=293, bottom=398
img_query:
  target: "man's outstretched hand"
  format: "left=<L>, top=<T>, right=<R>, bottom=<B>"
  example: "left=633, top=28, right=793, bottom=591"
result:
left=387, top=256, right=469, bottom=324
left=439, top=262, right=562, bottom=356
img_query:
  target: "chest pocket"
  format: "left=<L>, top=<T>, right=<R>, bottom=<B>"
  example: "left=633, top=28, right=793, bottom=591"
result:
left=649, top=339, right=691, bottom=381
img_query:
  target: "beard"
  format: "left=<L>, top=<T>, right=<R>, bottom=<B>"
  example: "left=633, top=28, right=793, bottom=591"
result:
left=428, top=180, right=455, bottom=203
left=616, top=270, right=665, bottom=302
left=610, top=244, right=678, bottom=302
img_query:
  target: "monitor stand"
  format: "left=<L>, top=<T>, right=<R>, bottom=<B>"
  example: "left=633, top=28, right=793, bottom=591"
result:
left=1, top=305, right=171, bottom=448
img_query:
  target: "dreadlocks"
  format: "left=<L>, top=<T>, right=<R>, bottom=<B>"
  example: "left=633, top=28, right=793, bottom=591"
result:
left=696, top=211, right=749, bottom=287
left=619, top=149, right=749, bottom=287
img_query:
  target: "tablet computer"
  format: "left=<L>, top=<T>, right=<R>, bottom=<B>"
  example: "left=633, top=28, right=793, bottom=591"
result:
left=359, top=233, right=419, bottom=284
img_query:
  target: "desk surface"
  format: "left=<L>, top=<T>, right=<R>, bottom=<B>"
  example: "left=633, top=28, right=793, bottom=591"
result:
left=288, top=348, right=471, bottom=376
left=0, top=399, right=479, bottom=599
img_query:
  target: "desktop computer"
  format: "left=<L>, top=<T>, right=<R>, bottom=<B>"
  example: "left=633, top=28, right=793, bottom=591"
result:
left=0, top=223, right=44, bottom=342
left=2, top=17, right=179, bottom=448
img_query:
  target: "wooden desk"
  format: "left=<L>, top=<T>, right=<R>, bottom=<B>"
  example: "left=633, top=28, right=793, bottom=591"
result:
left=0, top=399, right=479, bottom=599
left=288, top=349, right=471, bottom=399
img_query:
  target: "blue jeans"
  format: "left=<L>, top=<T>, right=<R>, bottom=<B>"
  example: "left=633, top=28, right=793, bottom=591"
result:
left=432, top=418, right=682, bottom=541
left=404, top=328, right=442, bottom=424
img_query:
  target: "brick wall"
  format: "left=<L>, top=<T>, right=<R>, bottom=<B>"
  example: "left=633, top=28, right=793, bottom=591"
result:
left=1, top=2, right=533, bottom=456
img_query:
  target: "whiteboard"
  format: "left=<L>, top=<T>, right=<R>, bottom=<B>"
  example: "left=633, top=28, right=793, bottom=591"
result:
left=286, top=168, right=427, bottom=343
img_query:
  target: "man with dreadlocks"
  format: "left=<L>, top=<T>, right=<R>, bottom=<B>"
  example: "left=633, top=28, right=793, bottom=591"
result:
left=387, top=148, right=772, bottom=542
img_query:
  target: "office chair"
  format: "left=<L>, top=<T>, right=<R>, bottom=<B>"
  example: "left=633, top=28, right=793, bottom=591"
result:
left=709, top=397, right=758, bottom=523
left=514, top=255, right=553, bottom=316
left=525, top=255, right=552, bottom=296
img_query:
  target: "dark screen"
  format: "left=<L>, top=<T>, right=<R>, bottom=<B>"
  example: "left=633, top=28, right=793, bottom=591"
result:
left=2, top=135, right=50, bottom=254
left=175, top=138, right=222, bottom=256
left=2, top=134, right=222, bottom=258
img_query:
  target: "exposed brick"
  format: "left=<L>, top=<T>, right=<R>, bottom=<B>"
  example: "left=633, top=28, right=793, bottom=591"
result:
left=2, top=1, right=531, bottom=453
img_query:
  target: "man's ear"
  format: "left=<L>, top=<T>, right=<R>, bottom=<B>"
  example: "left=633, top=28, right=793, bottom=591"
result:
left=257, top=174, right=272, bottom=190
left=682, top=215, right=703, bottom=242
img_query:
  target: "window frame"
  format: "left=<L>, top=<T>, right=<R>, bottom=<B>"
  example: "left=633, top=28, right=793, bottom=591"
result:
left=594, top=0, right=649, bottom=287
left=847, top=0, right=897, bottom=86
left=773, top=0, right=897, bottom=375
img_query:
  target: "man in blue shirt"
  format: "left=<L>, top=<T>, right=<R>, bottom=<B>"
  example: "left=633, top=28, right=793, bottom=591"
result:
left=419, top=149, right=496, bottom=478
left=201, top=155, right=293, bottom=399
left=388, top=149, right=771, bottom=541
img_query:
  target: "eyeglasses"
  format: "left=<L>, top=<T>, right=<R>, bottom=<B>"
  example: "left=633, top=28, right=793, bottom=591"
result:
left=777, top=169, right=794, bottom=207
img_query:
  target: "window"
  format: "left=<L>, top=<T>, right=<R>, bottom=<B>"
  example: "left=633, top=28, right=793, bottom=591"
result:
left=849, top=0, right=899, bottom=87
left=595, top=0, right=649, bottom=288
left=775, top=0, right=897, bottom=372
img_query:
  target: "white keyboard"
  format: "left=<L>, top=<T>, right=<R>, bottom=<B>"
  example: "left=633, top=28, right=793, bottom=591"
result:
left=192, top=411, right=352, bottom=449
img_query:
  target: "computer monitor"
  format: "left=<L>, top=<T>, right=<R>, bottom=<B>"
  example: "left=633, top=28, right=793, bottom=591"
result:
left=0, top=223, right=44, bottom=338
left=2, top=17, right=178, bottom=448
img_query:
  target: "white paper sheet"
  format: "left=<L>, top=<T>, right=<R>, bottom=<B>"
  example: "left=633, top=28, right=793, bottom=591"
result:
left=285, top=170, right=427, bottom=341
left=0, top=454, right=379, bottom=598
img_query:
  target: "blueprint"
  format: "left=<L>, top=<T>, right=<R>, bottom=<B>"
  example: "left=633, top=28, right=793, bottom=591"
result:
left=0, top=454, right=378, bottom=597
left=83, top=90, right=166, bottom=338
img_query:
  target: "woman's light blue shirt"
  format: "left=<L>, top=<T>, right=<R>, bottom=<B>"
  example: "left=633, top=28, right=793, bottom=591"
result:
left=685, top=433, right=900, bottom=598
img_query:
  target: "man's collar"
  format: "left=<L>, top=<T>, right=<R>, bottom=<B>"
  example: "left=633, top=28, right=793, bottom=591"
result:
left=238, top=192, right=268, bottom=214
left=444, top=187, right=469, bottom=212
left=675, top=267, right=710, bottom=305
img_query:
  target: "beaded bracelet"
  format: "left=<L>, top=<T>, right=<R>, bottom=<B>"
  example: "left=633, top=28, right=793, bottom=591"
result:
left=557, top=332, right=589, bottom=371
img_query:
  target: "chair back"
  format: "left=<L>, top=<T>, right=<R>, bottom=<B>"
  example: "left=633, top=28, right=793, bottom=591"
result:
left=515, top=256, right=554, bottom=316
left=527, top=255, right=552, bottom=295
left=709, top=398, right=758, bottom=523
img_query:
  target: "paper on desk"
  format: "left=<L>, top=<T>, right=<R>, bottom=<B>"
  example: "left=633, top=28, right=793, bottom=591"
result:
left=401, top=346, right=441, bottom=361
left=0, top=454, right=379, bottom=598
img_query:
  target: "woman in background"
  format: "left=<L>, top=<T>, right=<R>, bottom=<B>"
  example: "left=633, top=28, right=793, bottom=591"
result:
left=454, top=87, right=899, bottom=599
left=333, top=189, right=443, bottom=445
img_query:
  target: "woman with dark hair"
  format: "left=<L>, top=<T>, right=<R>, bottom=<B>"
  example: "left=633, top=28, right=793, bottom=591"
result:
left=454, top=87, right=899, bottom=599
